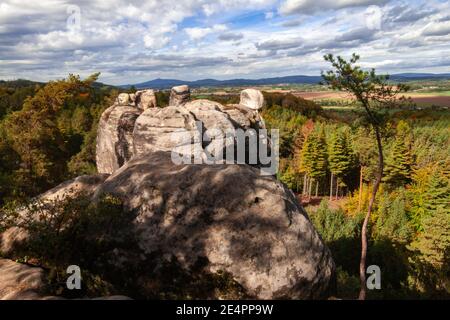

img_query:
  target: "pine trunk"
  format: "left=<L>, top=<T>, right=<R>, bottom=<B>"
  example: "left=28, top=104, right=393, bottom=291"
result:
left=359, top=127, right=384, bottom=300
left=303, top=174, right=308, bottom=196
left=358, top=166, right=363, bottom=211
left=308, top=177, right=313, bottom=200
left=315, top=180, right=319, bottom=197
left=335, top=179, right=339, bottom=200
left=330, top=173, right=333, bottom=201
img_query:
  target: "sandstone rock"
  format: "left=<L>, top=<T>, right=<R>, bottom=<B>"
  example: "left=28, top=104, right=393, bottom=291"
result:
left=135, top=89, right=157, bottom=110
left=223, top=104, right=265, bottom=130
left=0, top=258, right=131, bottom=300
left=184, top=99, right=225, bottom=112
left=93, top=151, right=335, bottom=299
left=39, top=174, right=109, bottom=202
left=96, top=105, right=142, bottom=174
left=222, top=107, right=252, bottom=129
left=0, top=258, right=47, bottom=300
left=169, top=85, right=190, bottom=106
left=240, top=89, right=264, bottom=110
left=132, top=106, right=202, bottom=159
left=184, top=100, right=235, bottom=158
left=117, top=93, right=131, bottom=106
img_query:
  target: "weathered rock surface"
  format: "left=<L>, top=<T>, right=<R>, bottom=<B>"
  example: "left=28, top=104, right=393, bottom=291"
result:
left=135, top=89, right=157, bottom=110
left=169, top=85, right=190, bottom=106
left=95, top=86, right=269, bottom=173
left=0, top=258, right=50, bottom=300
left=132, top=106, right=202, bottom=159
left=96, top=105, right=142, bottom=174
left=117, top=93, right=132, bottom=106
left=0, top=258, right=131, bottom=300
left=240, top=89, right=265, bottom=110
left=184, top=100, right=236, bottom=157
left=92, top=151, right=335, bottom=299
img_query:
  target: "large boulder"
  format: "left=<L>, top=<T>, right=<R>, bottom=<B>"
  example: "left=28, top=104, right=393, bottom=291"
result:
left=1, top=156, right=335, bottom=299
left=96, top=105, right=142, bottom=174
left=92, top=151, right=335, bottom=299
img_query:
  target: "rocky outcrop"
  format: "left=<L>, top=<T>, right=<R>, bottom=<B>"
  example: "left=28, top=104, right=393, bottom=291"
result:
left=92, top=151, right=335, bottom=299
left=1, top=151, right=335, bottom=299
left=96, top=105, right=142, bottom=174
left=96, top=85, right=268, bottom=174
left=1, top=85, right=336, bottom=300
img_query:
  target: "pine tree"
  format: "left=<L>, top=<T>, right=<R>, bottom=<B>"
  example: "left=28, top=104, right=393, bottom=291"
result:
left=300, top=129, right=328, bottom=197
left=309, top=129, right=328, bottom=181
left=383, top=121, right=414, bottom=187
left=424, top=169, right=450, bottom=214
left=328, top=129, right=354, bottom=198
left=408, top=207, right=450, bottom=292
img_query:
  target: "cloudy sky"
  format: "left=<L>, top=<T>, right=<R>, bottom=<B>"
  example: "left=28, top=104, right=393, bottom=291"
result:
left=1, top=0, right=449, bottom=85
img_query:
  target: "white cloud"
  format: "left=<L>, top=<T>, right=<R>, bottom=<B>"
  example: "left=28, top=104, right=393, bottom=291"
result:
left=0, top=0, right=449, bottom=84
left=144, top=35, right=171, bottom=49
left=184, top=24, right=227, bottom=40
left=422, top=20, right=450, bottom=36
left=279, top=0, right=388, bottom=15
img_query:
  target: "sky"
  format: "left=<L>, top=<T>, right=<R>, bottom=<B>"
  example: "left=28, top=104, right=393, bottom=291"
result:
left=0, top=0, right=449, bottom=85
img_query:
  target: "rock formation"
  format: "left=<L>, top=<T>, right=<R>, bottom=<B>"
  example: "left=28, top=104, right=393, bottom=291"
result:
left=96, top=85, right=268, bottom=174
left=93, top=152, right=335, bottom=299
left=240, top=89, right=265, bottom=110
left=169, top=84, right=190, bottom=106
left=96, top=105, right=141, bottom=174
left=135, top=89, right=157, bottom=110
left=0, top=85, right=336, bottom=300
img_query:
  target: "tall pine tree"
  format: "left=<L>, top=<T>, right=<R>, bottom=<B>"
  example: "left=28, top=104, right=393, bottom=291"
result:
left=300, top=128, right=328, bottom=197
left=383, top=121, right=414, bottom=187
left=328, top=128, right=354, bottom=198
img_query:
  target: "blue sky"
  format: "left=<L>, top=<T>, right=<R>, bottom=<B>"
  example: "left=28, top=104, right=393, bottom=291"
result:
left=0, top=0, right=449, bottom=85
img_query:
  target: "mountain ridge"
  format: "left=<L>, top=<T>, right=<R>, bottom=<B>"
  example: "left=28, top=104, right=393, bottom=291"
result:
left=123, top=73, right=450, bottom=89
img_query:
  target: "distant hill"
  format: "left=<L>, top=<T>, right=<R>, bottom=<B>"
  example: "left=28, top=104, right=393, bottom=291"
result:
left=123, top=75, right=323, bottom=89
left=389, top=73, right=450, bottom=81
left=0, top=79, right=44, bottom=89
left=0, top=79, right=115, bottom=90
left=122, top=73, right=450, bottom=89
